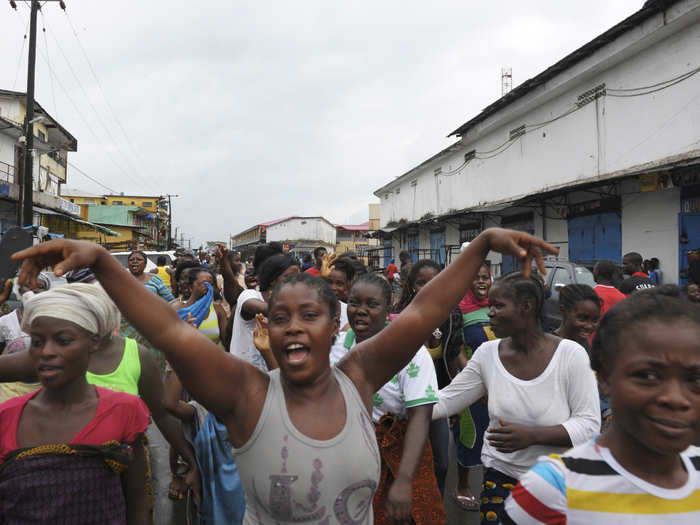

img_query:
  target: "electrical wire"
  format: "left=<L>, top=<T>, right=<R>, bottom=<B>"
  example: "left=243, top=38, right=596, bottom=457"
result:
left=40, top=13, right=148, bottom=190
left=607, top=65, right=700, bottom=93
left=67, top=161, right=118, bottom=194
left=11, top=11, right=29, bottom=90
left=63, top=10, right=155, bottom=189
left=39, top=10, right=58, bottom=113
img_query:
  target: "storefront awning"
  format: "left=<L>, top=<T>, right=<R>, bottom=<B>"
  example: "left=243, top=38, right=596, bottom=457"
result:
left=34, top=206, right=119, bottom=236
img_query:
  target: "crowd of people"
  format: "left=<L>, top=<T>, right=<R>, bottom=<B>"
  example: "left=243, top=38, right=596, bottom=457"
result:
left=0, top=229, right=697, bottom=524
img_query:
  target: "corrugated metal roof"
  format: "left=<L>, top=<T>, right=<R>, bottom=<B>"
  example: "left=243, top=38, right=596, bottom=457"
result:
left=336, top=222, right=370, bottom=231
left=448, top=0, right=683, bottom=137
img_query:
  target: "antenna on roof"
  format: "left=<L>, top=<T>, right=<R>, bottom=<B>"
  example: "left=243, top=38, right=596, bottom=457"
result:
left=501, top=67, right=513, bottom=96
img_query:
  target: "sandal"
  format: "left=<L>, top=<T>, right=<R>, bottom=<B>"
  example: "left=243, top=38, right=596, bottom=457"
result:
left=450, top=491, right=480, bottom=511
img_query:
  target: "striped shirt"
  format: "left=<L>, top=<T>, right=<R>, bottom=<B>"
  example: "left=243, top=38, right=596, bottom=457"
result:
left=505, top=440, right=700, bottom=524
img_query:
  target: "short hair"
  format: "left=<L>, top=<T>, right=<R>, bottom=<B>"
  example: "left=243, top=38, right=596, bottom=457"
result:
left=258, top=254, right=298, bottom=292
left=594, top=260, right=617, bottom=280
left=253, top=243, right=284, bottom=276
left=269, top=273, right=338, bottom=319
left=338, top=250, right=358, bottom=260
left=623, top=252, right=643, bottom=266
left=174, top=261, right=200, bottom=284
left=493, top=271, right=546, bottom=321
left=591, top=287, right=700, bottom=375
left=558, top=284, right=602, bottom=312
left=313, top=246, right=327, bottom=259
left=332, top=257, right=355, bottom=282
left=351, top=273, right=392, bottom=307
left=156, top=255, right=167, bottom=266
left=351, top=259, right=367, bottom=279
left=399, top=250, right=410, bottom=260
left=128, top=250, right=147, bottom=262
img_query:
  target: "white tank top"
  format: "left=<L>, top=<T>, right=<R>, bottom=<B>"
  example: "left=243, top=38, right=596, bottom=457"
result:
left=233, top=367, right=380, bottom=524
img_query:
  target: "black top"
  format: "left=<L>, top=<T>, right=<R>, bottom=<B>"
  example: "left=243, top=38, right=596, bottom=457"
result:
left=619, top=274, right=656, bottom=294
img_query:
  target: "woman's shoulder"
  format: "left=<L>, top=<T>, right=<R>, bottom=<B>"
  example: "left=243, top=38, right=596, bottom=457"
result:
left=555, top=338, right=592, bottom=365
left=95, top=386, right=148, bottom=414
left=0, top=389, right=37, bottom=418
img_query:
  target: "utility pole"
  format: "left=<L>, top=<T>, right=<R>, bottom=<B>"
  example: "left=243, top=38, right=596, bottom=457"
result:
left=10, top=0, right=67, bottom=227
left=162, top=194, right=178, bottom=249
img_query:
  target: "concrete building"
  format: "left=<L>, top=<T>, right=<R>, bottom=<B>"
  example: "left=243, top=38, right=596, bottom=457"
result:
left=0, top=89, right=95, bottom=237
left=373, top=0, right=700, bottom=285
left=231, top=216, right=336, bottom=260
left=61, top=189, right=167, bottom=250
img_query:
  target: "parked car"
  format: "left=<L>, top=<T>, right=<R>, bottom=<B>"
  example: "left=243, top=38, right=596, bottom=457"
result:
left=540, top=260, right=598, bottom=332
left=111, top=250, right=175, bottom=273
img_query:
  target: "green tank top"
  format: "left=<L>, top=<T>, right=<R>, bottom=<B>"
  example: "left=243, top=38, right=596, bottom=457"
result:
left=86, top=338, right=141, bottom=396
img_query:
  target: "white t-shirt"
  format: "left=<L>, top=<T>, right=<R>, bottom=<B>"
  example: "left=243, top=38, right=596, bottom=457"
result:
left=331, top=331, right=438, bottom=422
left=506, top=440, right=700, bottom=524
left=229, top=288, right=268, bottom=372
left=432, top=338, right=600, bottom=479
left=339, top=301, right=349, bottom=330
left=0, top=310, right=29, bottom=355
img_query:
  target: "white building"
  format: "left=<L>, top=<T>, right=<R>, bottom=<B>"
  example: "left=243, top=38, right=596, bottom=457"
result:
left=266, top=216, right=337, bottom=256
left=374, top=0, right=700, bottom=284
left=0, top=89, right=79, bottom=234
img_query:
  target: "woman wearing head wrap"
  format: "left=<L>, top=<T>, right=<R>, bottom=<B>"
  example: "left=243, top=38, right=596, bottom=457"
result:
left=0, top=271, right=51, bottom=402
left=0, top=283, right=151, bottom=524
left=0, top=283, right=201, bottom=505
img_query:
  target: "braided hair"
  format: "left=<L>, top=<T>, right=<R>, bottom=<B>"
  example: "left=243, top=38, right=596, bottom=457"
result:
left=494, top=271, right=546, bottom=322
left=558, top=284, right=602, bottom=313
left=393, top=259, right=441, bottom=313
left=268, top=272, right=338, bottom=319
left=351, top=273, right=392, bottom=308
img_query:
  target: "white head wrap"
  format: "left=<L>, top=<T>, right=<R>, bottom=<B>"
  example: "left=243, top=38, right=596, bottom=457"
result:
left=22, top=282, right=119, bottom=339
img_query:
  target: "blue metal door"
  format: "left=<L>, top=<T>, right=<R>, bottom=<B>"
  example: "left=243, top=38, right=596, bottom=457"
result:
left=430, top=230, right=445, bottom=266
left=408, top=233, right=419, bottom=263
left=568, top=212, right=621, bottom=264
left=679, top=213, right=700, bottom=286
left=383, top=239, right=392, bottom=268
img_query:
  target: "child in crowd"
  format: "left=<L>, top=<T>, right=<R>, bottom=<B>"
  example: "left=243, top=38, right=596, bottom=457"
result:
left=505, top=288, right=700, bottom=524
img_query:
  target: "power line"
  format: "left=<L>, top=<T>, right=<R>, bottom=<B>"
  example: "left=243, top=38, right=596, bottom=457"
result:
left=39, top=9, right=57, bottom=111
left=67, top=161, right=118, bottom=193
left=63, top=9, right=153, bottom=187
left=11, top=10, right=29, bottom=89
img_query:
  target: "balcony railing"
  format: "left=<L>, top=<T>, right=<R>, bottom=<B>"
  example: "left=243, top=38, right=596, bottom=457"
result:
left=0, top=160, right=16, bottom=184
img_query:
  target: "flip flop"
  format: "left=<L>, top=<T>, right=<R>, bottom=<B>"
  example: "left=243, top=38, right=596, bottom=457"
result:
left=450, top=491, right=480, bottom=511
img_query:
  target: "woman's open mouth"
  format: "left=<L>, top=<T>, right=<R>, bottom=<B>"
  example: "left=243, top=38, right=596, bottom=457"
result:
left=37, top=364, right=62, bottom=378
left=284, top=343, right=310, bottom=364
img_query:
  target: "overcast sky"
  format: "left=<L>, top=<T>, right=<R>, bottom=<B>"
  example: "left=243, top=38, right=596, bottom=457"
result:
left=0, top=0, right=645, bottom=246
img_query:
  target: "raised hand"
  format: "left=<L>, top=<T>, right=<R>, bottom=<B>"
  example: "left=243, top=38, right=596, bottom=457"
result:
left=12, top=239, right=104, bottom=289
left=253, top=313, right=270, bottom=353
left=320, top=252, right=337, bottom=279
left=484, top=228, right=558, bottom=277
left=0, top=279, right=12, bottom=304
left=214, top=243, right=228, bottom=265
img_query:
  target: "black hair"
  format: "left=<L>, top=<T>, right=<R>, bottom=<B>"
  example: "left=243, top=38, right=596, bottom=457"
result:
left=268, top=272, right=338, bottom=319
left=331, top=257, right=355, bottom=283
left=302, top=253, right=312, bottom=263
left=156, top=255, right=167, bottom=266
left=591, top=287, right=700, bottom=375
left=394, top=259, right=441, bottom=313
left=399, top=250, right=410, bottom=260
left=313, top=246, right=327, bottom=259
left=258, top=254, right=298, bottom=292
left=493, top=271, right=546, bottom=321
left=351, top=259, right=367, bottom=280
left=594, top=260, right=617, bottom=281
left=351, top=273, right=392, bottom=308
left=558, top=284, right=602, bottom=312
left=128, top=250, right=147, bottom=262
left=174, top=261, right=200, bottom=284
left=338, top=250, right=358, bottom=260
left=189, top=266, right=223, bottom=301
left=623, top=252, right=643, bottom=266
left=253, top=243, right=284, bottom=276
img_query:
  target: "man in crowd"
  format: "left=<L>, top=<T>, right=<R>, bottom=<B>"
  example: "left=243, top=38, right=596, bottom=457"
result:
left=619, top=252, right=656, bottom=294
left=593, top=260, right=627, bottom=317
left=304, top=246, right=327, bottom=276
left=399, top=250, right=413, bottom=284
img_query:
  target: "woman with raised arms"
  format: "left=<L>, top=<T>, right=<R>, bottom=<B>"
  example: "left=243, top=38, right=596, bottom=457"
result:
left=13, top=228, right=556, bottom=524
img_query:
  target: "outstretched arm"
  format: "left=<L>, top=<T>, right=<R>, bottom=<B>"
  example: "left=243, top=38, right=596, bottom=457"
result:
left=341, top=228, right=557, bottom=397
left=13, top=240, right=267, bottom=420
left=216, top=244, right=244, bottom=309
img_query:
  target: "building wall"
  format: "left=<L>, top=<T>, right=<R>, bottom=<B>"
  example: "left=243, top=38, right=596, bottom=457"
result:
left=377, top=3, right=700, bottom=227
left=621, top=180, right=680, bottom=283
left=267, top=218, right=336, bottom=247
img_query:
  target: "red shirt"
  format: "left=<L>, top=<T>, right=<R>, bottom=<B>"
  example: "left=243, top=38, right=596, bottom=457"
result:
left=594, top=284, right=627, bottom=318
left=304, top=266, right=321, bottom=276
left=0, top=386, right=150, bottom=462
left=386, top=263, right=398, bottom=280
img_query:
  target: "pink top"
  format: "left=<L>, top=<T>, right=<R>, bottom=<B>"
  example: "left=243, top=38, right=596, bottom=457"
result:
left=0, top=386, right=150, bottom=462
